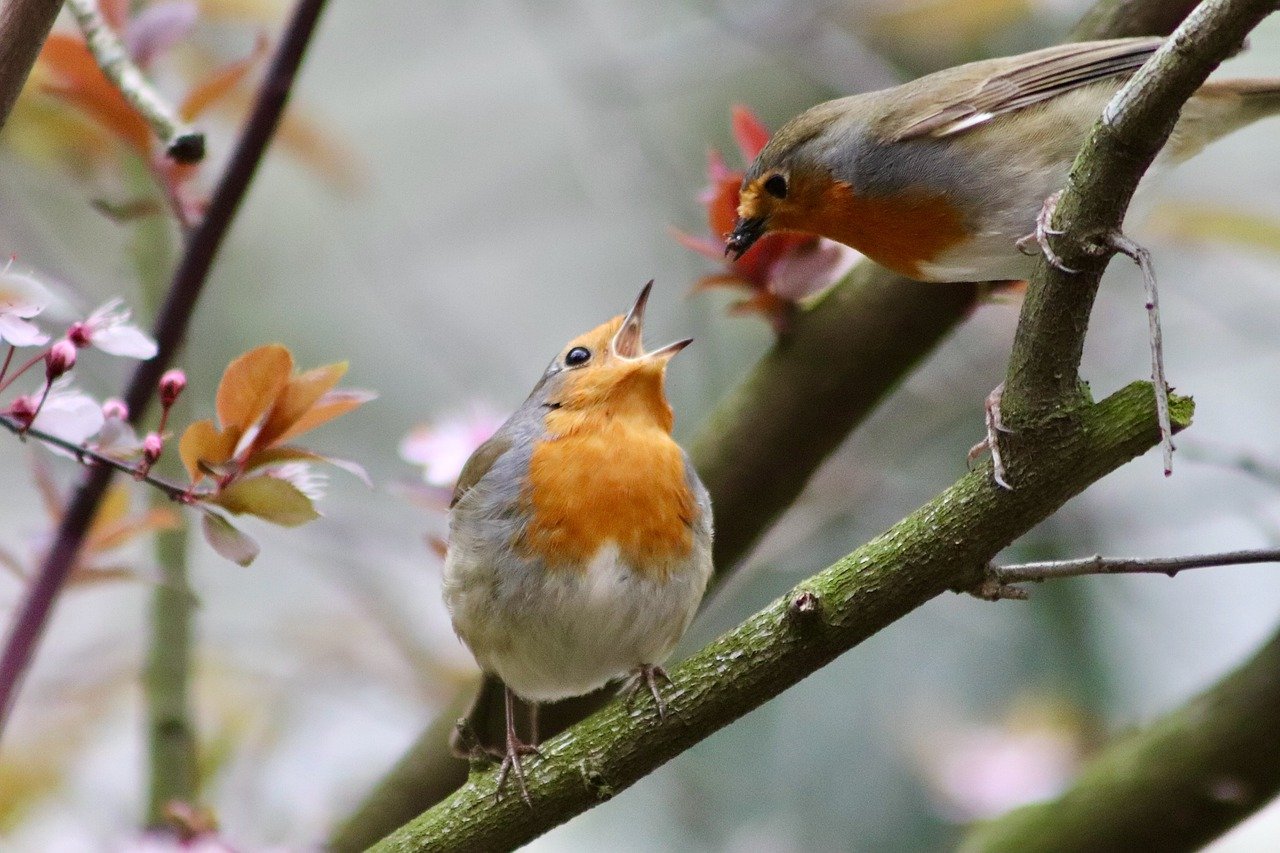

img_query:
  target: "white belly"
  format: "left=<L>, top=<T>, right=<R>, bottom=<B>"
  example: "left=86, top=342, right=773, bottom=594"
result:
left=443, top=542, right=710, bottom=702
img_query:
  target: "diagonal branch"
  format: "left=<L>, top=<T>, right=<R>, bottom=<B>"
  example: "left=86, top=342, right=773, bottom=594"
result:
left=0, top=0, right=331, bottom=743
left=370, top=385, right=1190, bottom=852
left=328, top=2, right=1218, bottom=847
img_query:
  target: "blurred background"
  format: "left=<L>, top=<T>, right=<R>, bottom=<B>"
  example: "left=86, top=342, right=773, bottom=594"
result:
left=3, top=0, right=1280, bottom=849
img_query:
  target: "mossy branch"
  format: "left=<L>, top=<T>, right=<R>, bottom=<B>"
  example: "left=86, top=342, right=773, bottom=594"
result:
left=328, top=1, right=1218, bottom=846
left=370, top=385, right=1190, bottom=852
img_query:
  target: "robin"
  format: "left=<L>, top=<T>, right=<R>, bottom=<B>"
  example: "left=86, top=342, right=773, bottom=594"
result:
left=442, top=282, right=713, bottom=803
left=725, top=36, right=1280, bottom=487
left=726, top=37, right=1280, bottom=279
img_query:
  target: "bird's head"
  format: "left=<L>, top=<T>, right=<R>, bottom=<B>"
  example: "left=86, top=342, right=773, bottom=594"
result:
left=535, top=282, right=691, bottom=433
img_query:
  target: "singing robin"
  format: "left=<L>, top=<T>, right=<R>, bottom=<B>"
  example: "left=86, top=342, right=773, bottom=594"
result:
left=442, top=282, right=713, bottom=802
left=726, top=36, right=1280, bottom=279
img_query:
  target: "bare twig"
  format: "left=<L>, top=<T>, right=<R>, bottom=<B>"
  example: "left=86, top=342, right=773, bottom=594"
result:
left=0, top=0, right=63, bottom=133
left=972, top=548, right=1280, bottom=600
left=64, top=0, right=204, bottom=163
left=0, top=414, right=191, bottom=500
left=0, top=0, right=331, bottom=743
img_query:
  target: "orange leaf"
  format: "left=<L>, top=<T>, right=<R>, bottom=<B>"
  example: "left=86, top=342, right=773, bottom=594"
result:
left=257, top=361, right=346, bottom=449
left=215, top=344, right=293, bottom=434
left=179, top=33, right=268, bottom=121
left=269, top=388, right=374, bottom=446
left=179, top=419, right=240, bottom=481
left=87, top=507, right=181, bottom=553
left=39, top=34, right=150, bottom=154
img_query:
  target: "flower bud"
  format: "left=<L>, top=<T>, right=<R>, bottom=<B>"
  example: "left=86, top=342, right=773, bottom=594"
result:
left=45, top=339, right=77, bottom=380
left=159, top=369, right=187, bottom=407
left=102, top=398, right=129, bottom=421
left=6, top=394, right=36, bottom=427
left=142, top=431, right=163, bottom=465
left=67, top=321, right=91, bottom=348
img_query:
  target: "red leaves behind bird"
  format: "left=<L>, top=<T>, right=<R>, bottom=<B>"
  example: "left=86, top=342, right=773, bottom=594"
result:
left=673, top=106, right=857, bottom=333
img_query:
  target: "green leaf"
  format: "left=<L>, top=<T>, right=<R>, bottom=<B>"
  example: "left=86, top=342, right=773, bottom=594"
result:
left=200, top=511, right=259, bottom=566
left=210, top=476, right=319, bottom=527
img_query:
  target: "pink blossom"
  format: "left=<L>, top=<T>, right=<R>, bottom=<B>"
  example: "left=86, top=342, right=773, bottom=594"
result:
left=68, top=299, right=158, bottom=359
left=400, top=404, right=504, bottom=488
left=0, top=268, right=53, bottom=347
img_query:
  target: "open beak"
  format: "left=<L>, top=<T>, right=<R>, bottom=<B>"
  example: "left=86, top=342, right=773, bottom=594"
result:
left=612, top=281, right=693, bottom=362
left=725, top=215, right=767, bottom=260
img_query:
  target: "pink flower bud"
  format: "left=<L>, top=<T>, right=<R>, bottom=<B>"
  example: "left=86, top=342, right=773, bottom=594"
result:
left=6, top=394, right=36, bottom=426
left=45, top=339, right=77, bottom=380
left=159, top=369, right=187, bottom=406
left=142, top=431, right=163, bottom=465
left=102, top=398, right=129, bottom=420
left=67, top=321, right=91, bottom=348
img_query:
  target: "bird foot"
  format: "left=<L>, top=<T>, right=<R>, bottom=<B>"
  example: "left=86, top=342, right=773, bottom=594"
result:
left=1015, top=190, right=1078, bottom=274
left=622, top=664, right=674, bottom=720
left=967, top=382, right=1013, bottom=490
left=493, top=736, right=542, bottom=806
left=1104, top=230, right=1174, bottom=477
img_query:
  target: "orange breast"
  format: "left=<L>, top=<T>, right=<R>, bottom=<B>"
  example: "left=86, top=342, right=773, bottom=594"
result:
left=519, top=414, right=696, bottom=580
left=799, top=181, right=969, bottom=279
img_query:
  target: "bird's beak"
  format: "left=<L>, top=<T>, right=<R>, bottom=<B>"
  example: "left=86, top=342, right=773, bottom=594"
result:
left=725, top=215, right=767, bottom=260
left=612, top=281, right=693, bottom=362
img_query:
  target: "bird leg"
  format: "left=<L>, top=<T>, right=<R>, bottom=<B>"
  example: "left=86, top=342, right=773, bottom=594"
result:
left=967, top=382, right=1013, bottom=490
left=622, top=663, right=674, bottom=720
left=1016, top=190, right=1078, bottom=274
left=493, top=686, right=541, bottom=806
left=1105, top=230, right=1174, bottom=477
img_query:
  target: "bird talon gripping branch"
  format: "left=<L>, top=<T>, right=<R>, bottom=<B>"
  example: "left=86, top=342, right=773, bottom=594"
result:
left=724, top=36, right=1279, bottom=481
left=443, top=283, right=713, bottom=805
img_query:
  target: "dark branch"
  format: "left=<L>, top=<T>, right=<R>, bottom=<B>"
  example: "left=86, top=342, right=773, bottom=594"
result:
left=0, top=0, right=331, bottom=742
left=0, top=0, right=63, bottom=133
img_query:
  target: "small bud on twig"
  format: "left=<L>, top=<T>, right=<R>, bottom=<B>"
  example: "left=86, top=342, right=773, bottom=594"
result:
left=45, top=340, right=76, bottom=381
left=159, top=369, right=187, bottom=407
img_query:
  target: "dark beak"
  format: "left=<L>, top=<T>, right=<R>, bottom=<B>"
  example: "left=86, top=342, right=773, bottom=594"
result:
left=725, top=216, right=766, bottom=260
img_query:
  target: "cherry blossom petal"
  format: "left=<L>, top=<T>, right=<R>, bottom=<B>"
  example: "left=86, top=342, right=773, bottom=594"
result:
left=90, top=323, right=158, bottom=358
left=32, top=383, right=105, bottom=447
left=400, top=405, right=503, bottom=488
left=0, top=313, right=49, bottom=347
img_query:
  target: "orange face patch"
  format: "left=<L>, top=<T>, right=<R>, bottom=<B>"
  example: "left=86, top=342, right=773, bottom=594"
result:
left=519, top=407, right=695, bottom=580
left=769, top=179, right=968, bottom=279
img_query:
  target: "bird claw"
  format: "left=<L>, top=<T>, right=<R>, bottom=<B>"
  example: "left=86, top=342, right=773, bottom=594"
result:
left=1016, top=190, right=1078, bottom=274
left=969, top=382, right=1013, bottom=490
left=622, top=664, right=673, bottom=720
left=1105, top=230, right=1174, bottom=476
left=494, top=738, right=542, bottom=806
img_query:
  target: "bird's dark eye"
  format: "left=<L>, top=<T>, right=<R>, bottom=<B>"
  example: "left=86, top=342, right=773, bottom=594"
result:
left=565, top=346, right=591, bottom=366
left=763, top=173, right=788, bottom=199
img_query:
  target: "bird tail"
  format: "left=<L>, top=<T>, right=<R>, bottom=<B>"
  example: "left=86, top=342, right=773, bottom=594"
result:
left=1173, top=79, right=1280, bottom=161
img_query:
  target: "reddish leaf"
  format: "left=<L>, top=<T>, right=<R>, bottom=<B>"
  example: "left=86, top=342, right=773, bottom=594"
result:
left=269, top=388, right=374, bottom=447
left=39, top=33, right=150, bottom=154
left=257, top=361, right=347, bottom=449
left=179, top=32, right=268, bottom=121
left=215, top=344, right=292, bottom=434
left=731, top=105, right=771, bottom=161
left=179, top=419, right=240, bottom=481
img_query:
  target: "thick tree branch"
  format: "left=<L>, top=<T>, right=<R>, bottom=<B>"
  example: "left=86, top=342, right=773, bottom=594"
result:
left=370, top=385, right=1191, bottom=852
left=329, top=1, right=1213, bottom=845
left=65, top=0, right=204, bottom=162
left=960, top=621, right=1280, bottom=853
left=0, top=0, right=62, bottom=132
left=1002, top=0, right=1274, bottom=435
left=0, top=0, right=330, bottom=742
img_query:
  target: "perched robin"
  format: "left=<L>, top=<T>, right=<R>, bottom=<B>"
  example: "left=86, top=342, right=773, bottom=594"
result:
left=442, top=283, right=713, bottom=802
left=726, top=37, right=1280, bottom=280
left=726, top=36, right=1280, bottom=487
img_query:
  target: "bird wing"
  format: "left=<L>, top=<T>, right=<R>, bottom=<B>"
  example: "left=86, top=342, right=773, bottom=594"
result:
left=449, top=431, right=514, bottom=509
left=891, top=37, right=1162, bottom=142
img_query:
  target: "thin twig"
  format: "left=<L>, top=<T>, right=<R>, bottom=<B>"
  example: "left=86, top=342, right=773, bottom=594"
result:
left=0, top=0, right=330, bottom=743
left=973, top=548, right=1280, bottom=600
left=64, top=0, right=204, bottom=163
left=0, top=414, right=192, bottom=500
